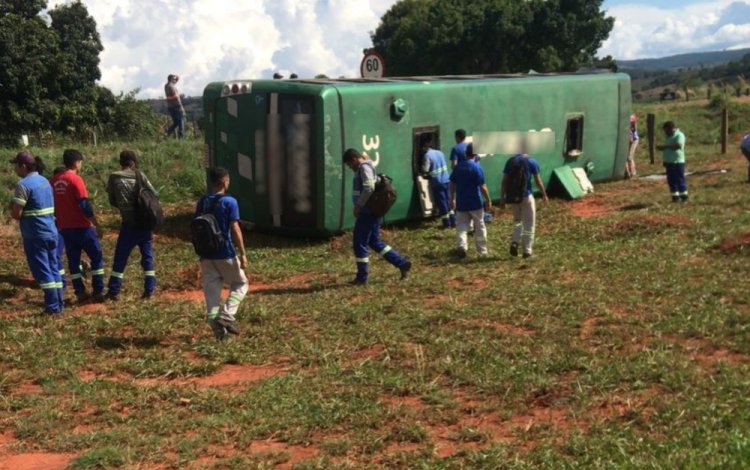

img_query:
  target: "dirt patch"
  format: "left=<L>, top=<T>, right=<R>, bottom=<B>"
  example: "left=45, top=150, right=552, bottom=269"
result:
left=250, top=439, right=320, bottom=469
left=580, top=317, right=597, bottom=341
left=454, top=319, right=534, bottom=337
left=0, top=453, right=76, bottom=470
left=380, top=395, right=427, bottom=412
left=160, top=289, right=208, bottom=303
left=716, top=232, right=750, bottom=255
left=0, top=310, right=20, bottom=319
left=351, top=344, right=386, bottom=362
left=669, top=336, right=750, bottom=368
left=608, top=214, right=692, bottom=237
left=569, top=195, right=618, bottom=218
left=12, top=381, right=43, bottom=395
left=423, top=294, right=451, bottom=309
left=136, top=363, right=289, bottom=388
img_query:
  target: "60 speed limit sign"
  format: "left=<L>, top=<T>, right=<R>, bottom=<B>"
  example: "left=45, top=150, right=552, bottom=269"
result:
left=360, top=51, right=386, bottom=79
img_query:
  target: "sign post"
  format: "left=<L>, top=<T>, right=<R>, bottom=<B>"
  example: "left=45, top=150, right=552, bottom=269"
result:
left=360, top=50, right=386, bottom=79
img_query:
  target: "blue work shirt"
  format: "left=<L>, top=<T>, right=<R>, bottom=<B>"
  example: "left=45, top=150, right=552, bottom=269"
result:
left=13, top=172, right=58, bottom=241
left=195, top=193, right=240, bottom=260
left=503, top=154, right=541, bottom=197
left=450, top=141, right=469, bottom=164
left=422, top=148, right=449, bottom=186
left=450, top=159, right=485, bottom=212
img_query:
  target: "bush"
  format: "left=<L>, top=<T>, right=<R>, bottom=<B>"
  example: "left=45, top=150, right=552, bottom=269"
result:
left=100, top=89, right=162, bottom=141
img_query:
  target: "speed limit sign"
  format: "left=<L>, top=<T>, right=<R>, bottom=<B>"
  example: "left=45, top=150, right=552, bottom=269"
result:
left=360, top=51, right=386, bottom=79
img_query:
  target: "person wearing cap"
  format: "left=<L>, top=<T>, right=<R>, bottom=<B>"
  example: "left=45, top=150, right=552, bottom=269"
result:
left=626, top=113, right=639, bottom=178
left=656, top=121, right=688, bottom=203
left=164, top=74, right=185, bottom=139
left=8, top=151, right=64, bottom=314
left=50, top=149, right=105, bottom=303
left=449, top=143, right=492, bottom=258
left=343, top=148, right=412, bottom=284
left=420, top=135, right=454, bottom=228
left=105, top=150, right=158, bottom=300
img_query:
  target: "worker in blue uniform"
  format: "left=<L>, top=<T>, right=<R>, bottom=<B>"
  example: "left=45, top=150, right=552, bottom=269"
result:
left=420, top=135, right=454, bottom=228
left=343, top=148, right=411, bottom=285
left=9, top=151, right=64, bottom=314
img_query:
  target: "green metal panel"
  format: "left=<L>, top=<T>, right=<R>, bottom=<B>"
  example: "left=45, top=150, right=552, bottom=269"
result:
left=204, top=73, right=631, bottom=235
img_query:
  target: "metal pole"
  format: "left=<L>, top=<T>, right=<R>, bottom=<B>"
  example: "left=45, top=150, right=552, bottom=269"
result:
left=721, top=108, right=728, bottom=155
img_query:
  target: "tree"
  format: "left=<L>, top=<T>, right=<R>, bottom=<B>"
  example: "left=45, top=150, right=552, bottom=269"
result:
left=370, top=0, right=614, bottom=76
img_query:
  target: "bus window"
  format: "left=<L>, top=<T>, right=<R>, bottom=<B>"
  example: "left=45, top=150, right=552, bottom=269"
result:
left=564, top=116, right=584, bottom=158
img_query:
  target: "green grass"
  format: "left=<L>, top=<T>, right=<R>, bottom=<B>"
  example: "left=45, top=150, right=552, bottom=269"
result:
left=0, top=100, right=749, bottom=468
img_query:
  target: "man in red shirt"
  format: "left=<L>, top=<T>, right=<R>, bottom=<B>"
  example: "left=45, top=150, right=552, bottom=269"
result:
left=50, top=149, right=105, bottom=302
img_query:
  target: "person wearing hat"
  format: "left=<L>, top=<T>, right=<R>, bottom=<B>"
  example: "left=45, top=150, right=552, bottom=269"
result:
left=105, top=149, right=158, bottom=301
left=50, top=149, right=105, bottom=303
left=8, top=151, right=64, bottom=314
left=164, top=74, right=185, bottom=139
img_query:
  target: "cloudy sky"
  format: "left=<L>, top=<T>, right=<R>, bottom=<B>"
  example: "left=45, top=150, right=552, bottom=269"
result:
left=47, top=0, right=750, bottom=98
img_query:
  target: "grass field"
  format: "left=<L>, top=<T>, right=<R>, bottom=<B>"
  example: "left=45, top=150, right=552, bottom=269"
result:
left=1, top=100, right=749, bottom=469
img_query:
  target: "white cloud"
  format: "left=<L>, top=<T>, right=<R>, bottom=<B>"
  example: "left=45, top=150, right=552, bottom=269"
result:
left=45, top=0, right=750, bottom=99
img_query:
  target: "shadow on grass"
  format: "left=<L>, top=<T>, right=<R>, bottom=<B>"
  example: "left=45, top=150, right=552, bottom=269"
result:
left=95, top=336, right=164, bottom=350
left=619, top=203, right=652, bottom=211
left=0, top=274, right=37, bottom=289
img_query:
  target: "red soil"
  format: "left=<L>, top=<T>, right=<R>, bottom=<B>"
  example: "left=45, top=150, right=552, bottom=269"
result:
left=0, top=430, right=75, bottom=470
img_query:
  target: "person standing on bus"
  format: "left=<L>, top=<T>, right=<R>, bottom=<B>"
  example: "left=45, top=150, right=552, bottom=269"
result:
left=449, top=144, right=491, bottom=258
left=9, top=151, right=64, bottom=314
left=50, top=149, right=105, bottom=303
left=343, top=149, right=412, bottom=284
left=656, top=121, right=688, bottom=203
left=626, top=113, right=639, bottom=178
left=450, top=129, right=469, bottom=168
left=420, top=136, right=454, bottom=228
left=164, top=74, right=185, bottom=139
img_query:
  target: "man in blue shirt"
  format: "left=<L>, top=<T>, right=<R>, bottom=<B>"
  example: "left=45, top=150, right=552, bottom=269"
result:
left=500, top=143, right=548, bottom=259
left=343, top=148, right=411, bottom=284
left=420, top=136, right=454, bottom=228
left=450, top=129, right=469, bottom=168
left=449, top=144, right=492, bottom=258
left=195, top=167, right=248, bottom=340
left=9, top=151, right=64, bottom=314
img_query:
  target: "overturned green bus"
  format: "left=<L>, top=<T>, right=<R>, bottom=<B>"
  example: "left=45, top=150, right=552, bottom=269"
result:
left=203, top=73, right=631, bottom=235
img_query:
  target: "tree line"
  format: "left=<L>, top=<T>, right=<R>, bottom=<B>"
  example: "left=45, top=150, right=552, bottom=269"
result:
left=0, top=0, right=159, bottom=144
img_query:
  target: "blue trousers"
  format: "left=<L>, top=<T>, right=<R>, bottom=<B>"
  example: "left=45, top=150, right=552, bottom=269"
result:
left=353, top=213, right=408, bottom=282
left=57, top=232, right=67, bottom=289
left=107, top=223, right=156, bottom=295
left=167, top=107, right=184, bottom=138
left=61, top=227, right=104, bottom=295
left=431, top=182, right=455, bottom=227
left=23, top=237, right=64, bottom=313
left=664, top=162, right=688, bottom=199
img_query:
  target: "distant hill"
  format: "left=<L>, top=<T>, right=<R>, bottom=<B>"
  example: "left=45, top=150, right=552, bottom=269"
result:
left=619, top=48, right=750, bottom=71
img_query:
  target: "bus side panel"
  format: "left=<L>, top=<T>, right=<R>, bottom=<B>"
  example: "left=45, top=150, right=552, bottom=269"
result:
left=319, top=89, right=345, bottom=233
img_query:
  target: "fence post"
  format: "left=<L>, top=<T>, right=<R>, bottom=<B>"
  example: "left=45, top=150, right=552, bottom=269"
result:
left=647, top=113, right=656, bottom=164
left=721, top=108, right=728, bottom=155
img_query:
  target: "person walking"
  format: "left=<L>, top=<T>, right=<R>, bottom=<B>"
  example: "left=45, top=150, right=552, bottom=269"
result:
left=164, top=74, right=185, bottom=139
left=499, top=141, right=548, bottom=259
left=656, top=121, right=688, bottom=203
left=105, top=150, right=157, bottom=300
left=449, top=129, right=469, bottom=169
left=626, top=113, right=639, bottom=178
left=420, top=135, right=454, bottom=228
left=50, top=149, right=105, bottom=303
left=195, top=166, right=248, bottom=340
left=449, top=143, right=492, bottom=258
left=343, top=148, right=411, bottom=284
left=8, top=151, right=64, bottom=314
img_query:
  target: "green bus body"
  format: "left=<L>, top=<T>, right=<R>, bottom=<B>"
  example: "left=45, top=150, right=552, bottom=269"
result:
left=203, top=73, right=631, bottom=236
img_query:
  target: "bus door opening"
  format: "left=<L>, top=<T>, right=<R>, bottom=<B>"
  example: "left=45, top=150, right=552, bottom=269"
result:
left=412, top=127, right=440, bottom=218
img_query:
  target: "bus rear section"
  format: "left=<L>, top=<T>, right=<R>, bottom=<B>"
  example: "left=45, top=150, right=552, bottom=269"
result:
left=204, top=82, right=322, bottom=234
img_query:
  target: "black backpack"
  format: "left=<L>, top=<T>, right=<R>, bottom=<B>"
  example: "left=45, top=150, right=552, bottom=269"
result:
left=191, top=196, right=226, bottom=257
left=504, top=156, right=529, bottom=204
left=366, top=173, right=397, bottom=216
left=133, top=171, right=164, bottom=230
